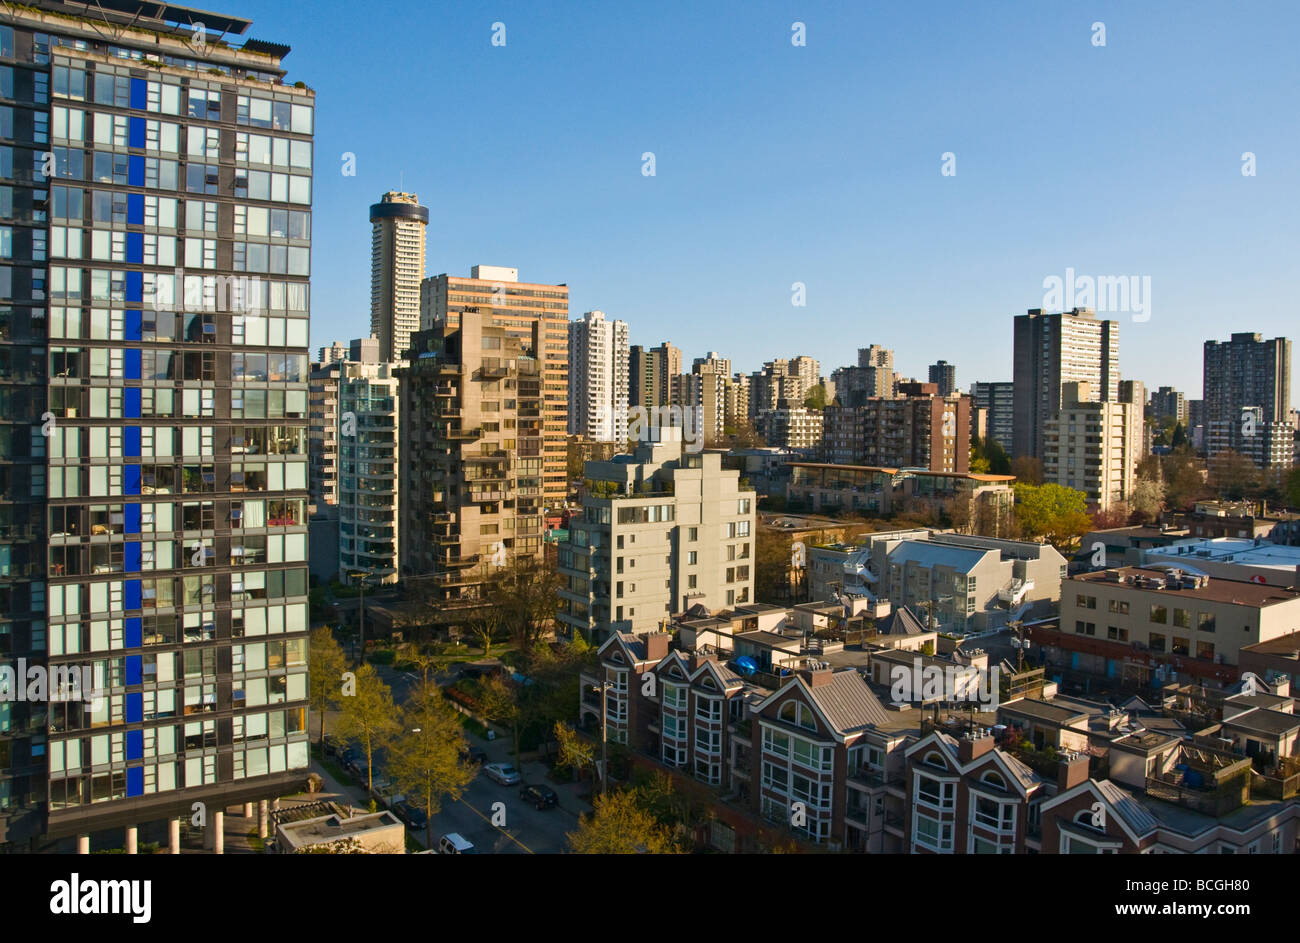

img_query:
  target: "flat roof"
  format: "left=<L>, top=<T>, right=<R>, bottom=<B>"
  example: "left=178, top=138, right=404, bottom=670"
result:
left=1148, top=538, right=1300, bottom=570
left=788, top=462, right=1014, bottom=482
left=1222, top=708, right=1300, bottom=737
left=1240, top=631, right=1300, bottom=657
left=998, top=698, right=1089, bottom=725
left=47, top=0, right=251, bottom=34
left=1073, top=567, right=1300, bottom=607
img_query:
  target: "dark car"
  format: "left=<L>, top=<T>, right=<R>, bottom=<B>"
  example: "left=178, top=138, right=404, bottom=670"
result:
left=465, top=747, right=488, bottom=766
left=323, top=736, right=345, bottom=759
left=393, top=801, right=428, bottom=830
left=519, top=784, right=558, bottom=810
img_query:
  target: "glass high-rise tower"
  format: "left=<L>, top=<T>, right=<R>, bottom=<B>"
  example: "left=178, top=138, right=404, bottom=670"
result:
left=0, top=1, right=312, bottom=851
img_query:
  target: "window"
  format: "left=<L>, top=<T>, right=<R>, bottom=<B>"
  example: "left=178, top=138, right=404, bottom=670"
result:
left=1108, top=599, right=1130, bottom=614
left=916, top=773, right=955, bottom=810
left=1149, top=632, right=1166, bottom=653
left=1076, top=594, right=1097, bottom=609
left=1150, top=604, right=1168, bottom=624
left=1198, top=612, right=1215, bottom=633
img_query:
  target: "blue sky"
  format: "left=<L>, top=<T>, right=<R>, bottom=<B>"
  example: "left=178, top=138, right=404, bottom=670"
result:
left=245, top=0, right=1298, bottom=403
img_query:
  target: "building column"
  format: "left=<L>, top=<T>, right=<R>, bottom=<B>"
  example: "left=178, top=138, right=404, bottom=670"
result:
left=76, top=834, right=90, bottom=855
left=272, top=797, right=281, bottom=812
left=212, top=810, right=224, bottom=855
left=169, top=818, right=181, bottom=854
left=125, top=825, right=138, bottom=855
left=243, top=801, right=254, bottom=818
left=258, top=800, right=269, bottom=839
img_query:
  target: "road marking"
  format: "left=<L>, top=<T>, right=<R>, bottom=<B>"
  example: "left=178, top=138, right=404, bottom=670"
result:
left=456, top=797, right=536, bottom=854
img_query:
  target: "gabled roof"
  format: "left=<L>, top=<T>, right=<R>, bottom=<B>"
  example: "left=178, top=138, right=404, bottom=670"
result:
left=806, top=671, right=891, bottom=734
left=882, top=606, right=930, bottom=637
left=694, top=658, right=743, bottom=690
left=597, top=631, right=653, bottom=666
left=1095, top=780, right=1161, bottom=836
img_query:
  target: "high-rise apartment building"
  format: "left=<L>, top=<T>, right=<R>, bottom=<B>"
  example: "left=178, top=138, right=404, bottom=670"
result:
left=318, top=340, right=346, bottom=365
left=831, top=345, right=895, bottom=407
left=337, top=361, right=400, bottom=585
left=630, top=341, right=682, bottom=409
left=308, top=360, right=341, bottom=511
left=1119, top=379, right=1149, bottom=461
left=970, top=381, right=1015, bottom=451
left=398, top=310, right=546, bottom=602
left=1149, top=385, right=1188, bottom=426
left=368, top=191, right=427, bottom=362
left=757, top=404, right=824, bottom=451
left=749, top=357, right=819, bottom=416
left=421, top=267, right=569, bottom=506
left=567, top=310, right=629, bottom=444
left=928, top=360, right=956, bottom=396
left=823, top=393, right=971, bottom=472
left=558, top=430, right=756, bottom=642
left=1012, top=307, right=1120, bottom=459
left=1203, top=333, right=1293, bottom=468
left=1042, top=382, right=1138, bottom=511
left=724, top=374, right=751, bottom=429
left=0, top=2, right=312, bottom=850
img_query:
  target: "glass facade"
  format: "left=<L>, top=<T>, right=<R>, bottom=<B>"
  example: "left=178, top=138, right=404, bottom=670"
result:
left=0, top=7, right=312, bottom=845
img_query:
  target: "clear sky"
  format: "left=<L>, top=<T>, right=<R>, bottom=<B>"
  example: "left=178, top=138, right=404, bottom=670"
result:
left=243, top=0, right=1298, bottom=404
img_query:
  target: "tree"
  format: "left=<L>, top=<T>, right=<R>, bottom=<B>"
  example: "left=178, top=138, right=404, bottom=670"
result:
left=1163, top=450, right=1210, bottom=509
left=1013, top=483, right=1092, bottom=553
left=803, top=384, right=828, bottom=411
left=308, top=626, right=347, bottom=747
left=466, top=603, right=505, bottom=657
left=554, top=721, right=595, bottom=777
left=1286, top=467, right=1300, bottom=510
left=335, top=663, right=400, bottom=795
left=1208, top=449, right=1260, bottom=501
left=388, top=682, right=476, bottom=849
left=486, top=556, right=562, bottom=647
left=1010, top=456, right=1044, bottom=486
left=567, top=789, right=680, bottom=854
left=478, top=675, right=522, bottom=761
left=984, top=438, right=1012, bottom=476
left=1090, top=502, right=1131, bottom=530
left=1129, top=476, right=1166, bottom=522
left=755, top=525, right=794, bottom=603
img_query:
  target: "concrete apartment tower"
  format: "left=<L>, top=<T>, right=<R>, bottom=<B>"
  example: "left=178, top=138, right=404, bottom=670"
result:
left=421, top=267, right=569, bottom=506
left=558, top=429, right=757, bottom=642
left=568, top=310, right=630, bottom=443
left=1042, top=382, right=1139, bottom=511
left=0, top=1, right=313, bottom=852
left=369, top=191, right=428, bottom=361
left=630, top=341, right=683, bottom=408
left=1203, top=333, right=1293, bottom=469
left=338, top=361, right=401, bottom=585
left=928, top=360, right=957, bottom=396
left=971, top=381, right=1015, bottom=452
left=399, top=310, right=547, bottom=601
left=1013, top=307, right=1120, bottom=459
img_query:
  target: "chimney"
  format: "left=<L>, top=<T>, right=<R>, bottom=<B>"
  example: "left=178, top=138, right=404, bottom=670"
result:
left=1057, top=751, right=1091, bottom=791
left=798, top=662, right=834, bottom=687
left=690, top=651, right=718, bottom=671
left=958, top=728, right=997, bottom=763
left=643, top=632, right=670, bottom=662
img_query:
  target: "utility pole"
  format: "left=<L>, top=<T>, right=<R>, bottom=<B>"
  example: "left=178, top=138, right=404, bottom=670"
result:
left=595, top=680, right=613, bottom=797
left=349, top=571, right=369, bottom=666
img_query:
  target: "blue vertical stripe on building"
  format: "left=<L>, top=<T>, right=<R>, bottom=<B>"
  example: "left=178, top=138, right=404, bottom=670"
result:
left=127, top=192, right=144, bottom=224
left=124, top=504, right=142, bottom=534
left=125, top=580, right=142, bottom=611
left=124, top=388, right=142, bottom=418
left=127, top=154, right=144, bottom=187
left=126, top=767, right=144, bottom=797
left=125, top=617, right=143, bottom=648
left=124, top=464, right=141, bottom=495
left=125, top=692, right=143, bottom=723
left=124, top=541, right=141, bottom=573
left=129, top=77, right=147, bottom=110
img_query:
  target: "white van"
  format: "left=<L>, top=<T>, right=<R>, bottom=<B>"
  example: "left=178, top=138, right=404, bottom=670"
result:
left=438, top=832, right=475, bottom=854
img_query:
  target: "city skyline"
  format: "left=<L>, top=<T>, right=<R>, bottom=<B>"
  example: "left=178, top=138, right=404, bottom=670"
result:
left=234, top=0, right=1300, bottom=406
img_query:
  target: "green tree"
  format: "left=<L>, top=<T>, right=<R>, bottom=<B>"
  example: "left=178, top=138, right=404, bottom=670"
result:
left=1010, top=455, right=1044, bottom=486
left=335, top=663, right=400, bottom=795
left=567, top=789, right=680, bottom=854
left=1286, top=467, right=1300, bottom=509
left=388, top=682, right=476, bottom=848
left=308, top=626, right=347, bottom=747
left=554, top=720, right=595, bottom=777
left=1208, top=449, right=1260, bottom=501
left=1130, top=475, right=1166, bottom=523
left=466, top=603, right=505, bottom=657
left=1013, top=483, right=1092, bottom=553
left=478, top=675, right=522, bottom=760
left=803, top=384, right=828, bottom=411
left=984, top=438, right=1012, bottom=476
left=486, top=556, right=562, bottom=647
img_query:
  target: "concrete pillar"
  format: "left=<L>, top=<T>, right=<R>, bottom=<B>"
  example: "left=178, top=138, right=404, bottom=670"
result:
left=212, top=810, right=224, bottom=855
left=125, top=826, right=138, bottom=854
left=169, top=819, right=181, bottom=854
left=243, top=801, right=254, bottom=818
left=272, top=797, right=281, bottom=811
left=76, top=834, right=90, bottom=854
left=258, top=800, right=269, bottom=839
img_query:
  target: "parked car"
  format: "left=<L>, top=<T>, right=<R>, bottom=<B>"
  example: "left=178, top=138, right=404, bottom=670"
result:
left=323, top=736, right=345, bottom=759
left=519, top=784, right=558, bottom=810
left=465, top=747, right=488, bottom=766
left=438, top=832, right=476, bottom=854
left=393, top=801, right=428, bottom=831
left=483, top=762, right=521, bottom=785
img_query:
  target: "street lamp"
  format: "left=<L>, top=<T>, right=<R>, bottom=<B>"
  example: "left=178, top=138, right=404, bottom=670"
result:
left=590, top=680, right=615, bottom=797
left=348, top=571, right=372, bottom=666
